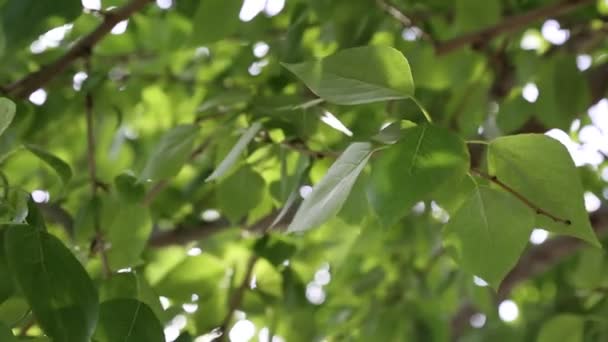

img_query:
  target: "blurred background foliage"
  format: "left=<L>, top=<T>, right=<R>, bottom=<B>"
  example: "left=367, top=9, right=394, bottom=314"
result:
left=0, top=0, right=608, bottom=341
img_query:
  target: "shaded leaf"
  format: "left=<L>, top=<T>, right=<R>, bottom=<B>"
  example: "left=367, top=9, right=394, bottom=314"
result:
left=254, top=234, right=297, bottom=267
left=368, top=124, right=469, bottom=226
left=0, top=322, right=16, bottom=341
left=98, top=272, right=164, bottom=320
left=115, top=172, right=145, bottom=203
left=216, top=165, right=266, bottom=223
left=537, top=314, right=583, bottom=342
left=283, top=46, right=414, bottom=105
left=0, top=98, right=15, bottom=138
left=140, top=124, right=199, bottom=182
left=191, top=0, right=242, bottom=45
left=93, top=299, right=164, bottom=342
left=25, top=145, right=72, bottom=185
left=0, top=229, right=14, bottom=304
left=100, top=195, right=152, bottom=270
left=443, top=181, right=535, bottom=288
left=206, top=122, right=262, bottom=182
left=288, top=142, right=373, bottom=232
left=4, top=225, right=98, bottom=342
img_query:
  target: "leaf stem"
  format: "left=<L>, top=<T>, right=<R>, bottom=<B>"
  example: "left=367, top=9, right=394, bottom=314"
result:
left=470, top=169, right=571, bottom=225
left=411, top=97, right=433, bottom=123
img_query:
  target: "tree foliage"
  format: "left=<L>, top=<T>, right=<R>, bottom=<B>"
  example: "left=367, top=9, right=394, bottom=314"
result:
left=0, top=0, right=607, bottom=341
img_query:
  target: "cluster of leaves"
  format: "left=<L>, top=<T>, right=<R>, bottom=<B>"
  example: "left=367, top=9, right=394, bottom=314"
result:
left=0, top=0, right=607, bottom=341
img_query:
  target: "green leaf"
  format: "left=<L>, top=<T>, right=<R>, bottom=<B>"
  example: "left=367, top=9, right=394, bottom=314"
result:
left=537, top=314, right=583, bottom=342
left=283, top=46, right=414, bottom=105
left=93, top=299, right=164, bottom=342
left=155, top=254, right=226, bottom=302
left=0, top=229, right=15, bottom=304
left=288, top=142, right=373, bottom=232
left=26, top=196, right=47, bottom=231
left=254, top=234, right=297, bottom=267
left=0, top=296, right=28, bottom=324
left=4, top=225, right=98, bottom=342
left=25, top=145, right=72, bottom=185
left=1, top=0, right=81, bottom=50
left=191, top=0, right=242, bottom=45
left=534, top=56, right=589, bottom=129
left=270, top=150, right=310, bottom=203
left=139, top=124, right=199, bottom=182
left=216, top=166, right=266, bottom=223
left=206, top=122, right=262, bottom=182
left=367, top=124, right=470, bottom=226
left=0, top=322, right=16, bottom=341
left=99, top=272, right=164, bottom=320
left=100, top=195, right=152, bottom=270
left=443, top=180, right=535, bottom=288
left=454, top=0, right=500, bottom=33
left=0, top=98, right=15, bottom=138
left=115, top=172, right=145, bottom=203
left=488, top=134, right=600, bottom=247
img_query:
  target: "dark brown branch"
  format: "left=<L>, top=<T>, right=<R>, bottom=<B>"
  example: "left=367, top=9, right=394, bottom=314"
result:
left=435, top=0, right=594, bottom=55
left=215, top=256, right=258, bottom=341
left=148, top=204, right=298, bottom=248
left=471, top=169, right=571, bottom=225
left=280, top=141, right=340, bottom=159
left=3, top=0, right=153, bottom=99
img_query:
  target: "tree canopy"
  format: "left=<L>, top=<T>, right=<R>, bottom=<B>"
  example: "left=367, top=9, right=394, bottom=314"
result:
left=0, top=0, right=608, bottom=341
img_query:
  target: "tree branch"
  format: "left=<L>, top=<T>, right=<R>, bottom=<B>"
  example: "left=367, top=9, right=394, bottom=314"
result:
left=147, top=205, right=298, bottom=248
left=215, top=256, right=258, bottom=341
left=435, top=0, right=594, bottom=55
left=2, top=0, right=153, bottom=99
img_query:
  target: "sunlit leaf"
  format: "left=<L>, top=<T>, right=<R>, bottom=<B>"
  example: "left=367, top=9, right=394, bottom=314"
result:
left=206, top=122, right=262, bottom=182
left=488, top=134, right=600, bottom=247
left=288, top=142, right=373, bottom=232
left=283, top=46, right=414, bottom=105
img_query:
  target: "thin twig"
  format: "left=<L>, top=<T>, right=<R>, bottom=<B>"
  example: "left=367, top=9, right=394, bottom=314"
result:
left=85, top=57, right=111, bottom=279
left=435, top=0, right=594, bottom=55
left=2, top=0, right=153, bottom=99
left=216, top=256, right=258, bottom=341
left=375, top=0, right=435, bottom=43
left=280, top=141, right=340, bottom=159
left=471, top=169, right=571, bottom=225
left=18, top=317, right=35, bottom=337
